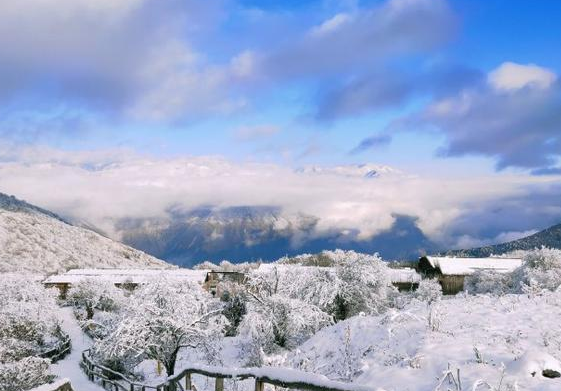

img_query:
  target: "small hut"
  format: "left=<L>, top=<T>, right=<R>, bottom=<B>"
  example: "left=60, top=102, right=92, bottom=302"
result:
left=418, top=256, right=523, bottom=294
left=203, top=271, right=246, bottom=297
left=387, top=267, right=422, bottom=291
left=43, top=268, right=209, bottom=298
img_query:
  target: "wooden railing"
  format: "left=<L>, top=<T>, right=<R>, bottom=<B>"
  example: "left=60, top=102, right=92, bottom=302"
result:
left=81, top=349, right=375, bottom=391
left=40, top=336, right=72, bottom=363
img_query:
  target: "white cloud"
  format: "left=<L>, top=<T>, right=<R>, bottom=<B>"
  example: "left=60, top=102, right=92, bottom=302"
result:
left=0, top=145, right=555, bottom=247
left=310, top=13, right=352, bottom=37
left=0, top=0, right=245, bottom=121
left=488, top=62, right=557, bottom=92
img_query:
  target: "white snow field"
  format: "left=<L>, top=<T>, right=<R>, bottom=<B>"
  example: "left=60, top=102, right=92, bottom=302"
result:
left=0, top=207, right=171, bottom=274
left=288, top=292, right=561, bottom=391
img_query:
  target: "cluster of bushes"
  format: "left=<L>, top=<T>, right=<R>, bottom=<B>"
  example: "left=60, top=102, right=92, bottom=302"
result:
left=69, top=278, right=225, bottom=379
left=76, top=251, right=402, bottom=376
left=465, top=247, right=561, bottom=295
left=0, top=275, right=66, bottom=391
left=223, top=251, right=406, bottom=366
left=66, top=278, right=125, bottom=339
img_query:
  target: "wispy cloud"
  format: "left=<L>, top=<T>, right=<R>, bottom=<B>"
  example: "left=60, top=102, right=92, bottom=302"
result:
left=349, top=135, right=392, bottom=154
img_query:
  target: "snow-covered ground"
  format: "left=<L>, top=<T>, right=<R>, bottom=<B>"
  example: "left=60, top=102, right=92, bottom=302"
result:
left=288, top=293, right=561, bottom=391
left=50, top=307, right=104, bottom=391
left=4, top=249, right=561, bottom=391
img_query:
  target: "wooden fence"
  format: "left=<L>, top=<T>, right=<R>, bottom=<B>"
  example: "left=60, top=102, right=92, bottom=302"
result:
left=40, top=336, right=72, bottom=363
left=81, top=349, right=374, bottom=391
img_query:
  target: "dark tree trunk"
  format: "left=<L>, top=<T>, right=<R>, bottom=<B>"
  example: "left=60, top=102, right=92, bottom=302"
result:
left=86, top=304, right=94, bottom=320
left=165, top=347, right=180, bottom=376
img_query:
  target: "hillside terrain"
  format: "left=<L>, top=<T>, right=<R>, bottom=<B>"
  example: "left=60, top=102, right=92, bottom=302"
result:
left=0, top=193, right=171, bottom=274
left=445, top=223, right=561, bottom=257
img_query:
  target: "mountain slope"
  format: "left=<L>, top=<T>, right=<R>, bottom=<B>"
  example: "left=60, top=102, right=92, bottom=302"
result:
left=118, top=207, right=438, bottom=266
left=445, top=223, right=561, bottom=257
left=0, top=193, right=172, bottom=274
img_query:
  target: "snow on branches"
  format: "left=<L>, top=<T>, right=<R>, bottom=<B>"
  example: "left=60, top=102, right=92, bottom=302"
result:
left=0, top=357, right=55, bottom=391
left=92, top=278, right=226, bottom=376
left=0, top=275, right=65, bottom=391
left=66, top=278, right=125, bottom=320
left=0, top=275, right=63, bottom=362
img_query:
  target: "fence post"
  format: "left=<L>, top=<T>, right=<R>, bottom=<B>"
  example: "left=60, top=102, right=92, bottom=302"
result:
left=215, top=378, right=224, bottom=391
left=185, top=373, right=192, bottom=391
left=254, top=379, right=264, bottom=391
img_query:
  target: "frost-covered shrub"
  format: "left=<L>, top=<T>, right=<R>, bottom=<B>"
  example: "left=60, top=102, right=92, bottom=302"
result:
left=0, top=357, right=54, bottom=391
left=248, top=265, right=339, bottom=312
left=335, top=252, right=394, bottom=319
left=67, top=278, right=125, bottom=320
left=238, top=294, right=333, bottom=353
left=221, top=287, right=247, bottom=337
left=0, top=275, right=64, bottom=362
left=465, top=271, right=514, bottom=295
left=512, top=247, right=561, bottom=292
left=416, top=279, right=443, bottom=304
left=85, top=310, right=122, bottom=340
left=93, top=279, right=226, bottom=376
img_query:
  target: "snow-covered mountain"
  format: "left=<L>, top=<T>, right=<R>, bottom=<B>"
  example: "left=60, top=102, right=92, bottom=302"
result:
left=445, top=222, right=561, bottom=257
left=296, top=163, right=401, bottom=178
left=117, top=207, right=437, bottom=266
left=0, top=193, right=172, bottom=274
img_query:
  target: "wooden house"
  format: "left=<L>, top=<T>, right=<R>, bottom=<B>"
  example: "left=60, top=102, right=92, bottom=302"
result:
left=387, top=267, right=422, bottom=291
left=417, top=256, right=523, bottom=294
left=43, top=268, right=209, bottom=298
left=203, top=271, right=246, bottom=297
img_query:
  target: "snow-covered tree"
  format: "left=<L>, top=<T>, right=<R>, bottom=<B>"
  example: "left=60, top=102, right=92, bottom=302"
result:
left=0, top=275, right=64, bottom=362
left=416, top=279, right=443, bottom=304
left=512, top=247, right=561, bottom=292
left=220, top=284, right=247, bottom=337
left=66, top=278, right=125, bottom=320
left=93, top=279, right=226, bottom=376
left=248, top=265, right=339, bottom=312
left=238, top=294, right=333, bottom=353
left=0, top=275, right=64, bottom=391
left=334, top=252, right=394, bottom=319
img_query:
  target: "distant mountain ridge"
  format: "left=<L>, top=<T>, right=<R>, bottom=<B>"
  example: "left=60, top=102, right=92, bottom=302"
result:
left=0, top=192, right=172, bottom=274
left=444, top=223, right=561, bottom=257
left=118, top=207, right=437, bottom=266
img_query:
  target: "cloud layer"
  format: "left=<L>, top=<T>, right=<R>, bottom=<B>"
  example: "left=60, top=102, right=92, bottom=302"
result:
left=0, top=145, right=559, bottom=250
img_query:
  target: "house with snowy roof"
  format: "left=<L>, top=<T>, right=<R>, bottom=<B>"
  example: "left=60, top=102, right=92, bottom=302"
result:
left=43, top=268, right=209, bottom=298
left=203, top=270, right=246, bottom=296
left=417, top=256, right=523, bottom=294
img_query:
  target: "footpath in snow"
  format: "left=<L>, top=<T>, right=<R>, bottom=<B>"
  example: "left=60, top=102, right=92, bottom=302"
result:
left=50, top=306, right=104, bottom=391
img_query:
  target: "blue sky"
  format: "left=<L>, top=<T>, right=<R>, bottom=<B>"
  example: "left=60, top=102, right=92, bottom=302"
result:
left=1, top=0, right=561, bottom=248
left=1, top=0, right=560, bottom=174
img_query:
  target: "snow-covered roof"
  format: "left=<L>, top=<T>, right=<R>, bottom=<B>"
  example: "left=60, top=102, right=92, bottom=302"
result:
left=425, top=256, right=523, bottom=276
left=43, top=268, right=210, bottom=285
left=388, top=268, right=422, bottom=283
